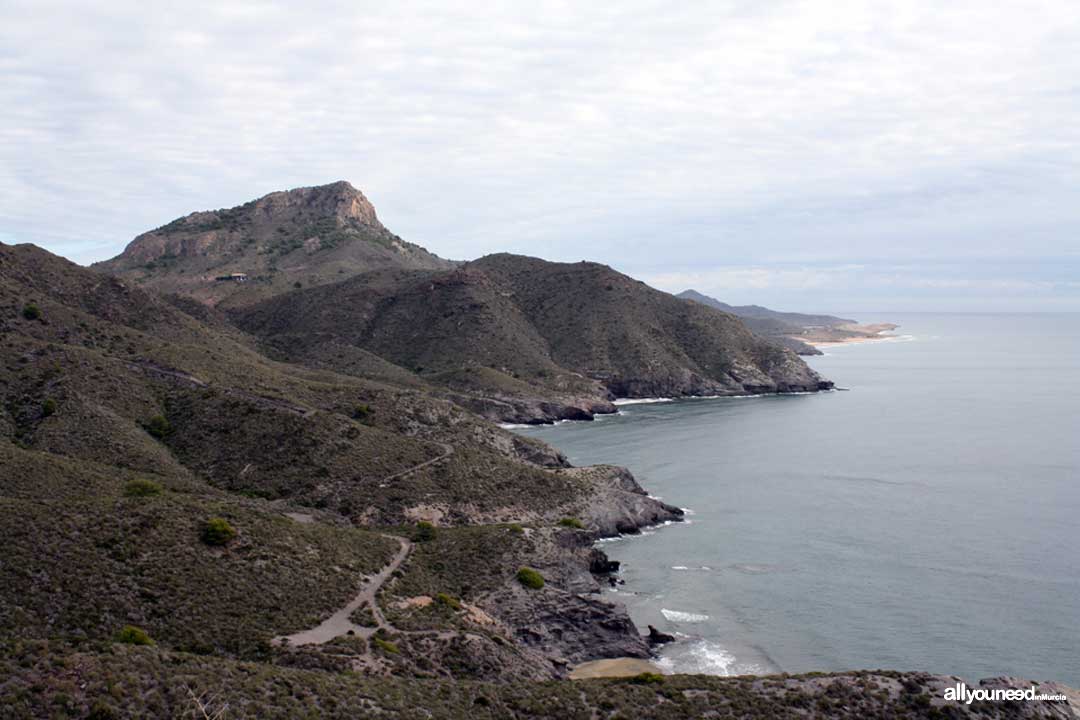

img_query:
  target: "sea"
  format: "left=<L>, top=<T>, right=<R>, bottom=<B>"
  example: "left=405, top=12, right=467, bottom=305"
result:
left=515, top=313, right=1080, bottom=685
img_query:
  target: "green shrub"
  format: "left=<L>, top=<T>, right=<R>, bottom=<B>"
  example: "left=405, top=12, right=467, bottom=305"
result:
left=351, top=404, right=373, bottom=423
left=124, top=479, right=162, bottom=497
left=144, top=414, right=172, bottom=439
left=435, top=593, right=462, bottom=611
left=516, top=567, right=545, bottom=590
left=414, top=521, right=436, bottom=543
left=507, top=523, right=525, bottom=534
left=114, top=625, right=154, bottom=646
left=21, top=303, right=41, bottom=320
left=201, top=517, right=237, bottom=546
left=373, top=637, right=399, bottom=654
left=350, top=604, right=378, bottom=627
left=557, top=517, right=584, bottom=529
left=628, top=672, right=665, bottom=685
left=41, top=398, right=57, bottom=417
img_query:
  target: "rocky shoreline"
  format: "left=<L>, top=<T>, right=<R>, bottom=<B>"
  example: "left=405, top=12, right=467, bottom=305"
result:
left=486, top=382, right=836, bottom=426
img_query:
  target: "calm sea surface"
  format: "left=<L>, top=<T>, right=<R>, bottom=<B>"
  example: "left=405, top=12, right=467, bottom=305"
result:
left=517, top=313, right=1080, bottom=684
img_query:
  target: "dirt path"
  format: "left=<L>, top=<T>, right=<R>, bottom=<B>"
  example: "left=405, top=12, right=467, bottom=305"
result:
left=273, top=534, right=412, bottom=647
left=378, top=442, right=453, bottom=485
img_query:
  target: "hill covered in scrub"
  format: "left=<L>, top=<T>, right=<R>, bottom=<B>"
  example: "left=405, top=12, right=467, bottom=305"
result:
left=93, top=181, right=454, bottom=309
left=231, top=253, right=832, bottom=423
left=97, top=182, right=831, bottom=423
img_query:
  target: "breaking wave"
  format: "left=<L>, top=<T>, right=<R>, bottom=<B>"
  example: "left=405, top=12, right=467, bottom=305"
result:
left=656, top=639, right=767, bottom=676
left=660, top=608, right=710, bottom=623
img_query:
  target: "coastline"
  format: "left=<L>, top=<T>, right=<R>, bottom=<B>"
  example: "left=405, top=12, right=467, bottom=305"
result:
left=790, top=321, right=901, bottom=348
left=805, top=334, right=895, bottom=348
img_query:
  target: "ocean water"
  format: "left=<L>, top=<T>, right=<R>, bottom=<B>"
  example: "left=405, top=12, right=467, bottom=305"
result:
left=517, top=313, right=1080, bottom=685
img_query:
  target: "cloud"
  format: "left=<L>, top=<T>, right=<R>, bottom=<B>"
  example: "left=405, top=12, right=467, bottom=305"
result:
left=1, top=0, right=1079, bottom=309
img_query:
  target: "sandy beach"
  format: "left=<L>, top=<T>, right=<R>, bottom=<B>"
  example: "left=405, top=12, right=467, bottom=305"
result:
left=569, top=657, right=662, bottom=679
left=792, top=322, right=899, bottom=348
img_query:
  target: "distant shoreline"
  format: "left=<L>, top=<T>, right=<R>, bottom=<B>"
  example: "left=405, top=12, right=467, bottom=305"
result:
left=793, top=322, right=900, bottom=348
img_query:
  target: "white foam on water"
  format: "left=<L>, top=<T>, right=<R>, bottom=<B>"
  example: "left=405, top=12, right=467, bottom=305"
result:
left=612, top=397, right=674, bottom=405
left=661, top=608, right=710, bottom=623
left=497, top=423, right=532, bottom=429
left=671, top=565, right=689, bottom=570
left=656, top=639, right=766, bottom=676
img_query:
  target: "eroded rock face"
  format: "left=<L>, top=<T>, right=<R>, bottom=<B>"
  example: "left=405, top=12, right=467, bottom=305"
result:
left=559, top=465, right=685, bottom=537
left=477, top=529, right=651, bottom=672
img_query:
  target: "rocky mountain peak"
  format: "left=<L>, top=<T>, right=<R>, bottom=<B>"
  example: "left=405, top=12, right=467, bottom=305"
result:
left=93, top=182, right=453, bottom=308
left=252, top=181, right=385, bottom=231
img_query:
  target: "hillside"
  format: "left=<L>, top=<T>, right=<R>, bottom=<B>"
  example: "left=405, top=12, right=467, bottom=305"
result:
left=678, top=289, right=895, bottom=353
left=93, top=181, right=454, bottom=308
left=233, top=254, right=832, bottom=423
left=1, top=240, right=683, bottom=683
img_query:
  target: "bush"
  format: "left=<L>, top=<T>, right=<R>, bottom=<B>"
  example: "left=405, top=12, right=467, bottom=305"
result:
left=41, top=398, right=57, bottom=417
left=373, top=637, right=399, bottom=654
left=114, top=625, right=154, bottom=646
left=350, top=604, right=378, bottom=627
left=507, top=523, right=525, bottom=534
left=435, top=593, right=462, bottom=611
left=124, top=479, right=162, bottom=497
left=351, top=404, right=373, bottom=423
left=516, top=567, right=545, bottom=590
left=557, top=517, right=584, bottom=529
left=414, top=521, right=436, bottom=543
left=144, top=414, right=172, bottom=439
left=201, top=517, right=237, bottom=546
left=628, top=672, right=665, bottom=685
left=21, top=303, right=41, bottom=320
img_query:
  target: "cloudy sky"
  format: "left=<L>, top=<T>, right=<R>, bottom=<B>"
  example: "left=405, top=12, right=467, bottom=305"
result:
left=3, top=1, right=1079, bottom=311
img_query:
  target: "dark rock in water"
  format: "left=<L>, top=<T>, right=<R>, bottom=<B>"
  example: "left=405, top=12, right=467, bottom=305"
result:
left=589, top=553, right=620, bottom=575
left=647, top=625, right=676, bottom=645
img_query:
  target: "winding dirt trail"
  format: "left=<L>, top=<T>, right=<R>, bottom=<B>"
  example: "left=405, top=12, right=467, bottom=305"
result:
left=273, top=534, right=412, bottom=646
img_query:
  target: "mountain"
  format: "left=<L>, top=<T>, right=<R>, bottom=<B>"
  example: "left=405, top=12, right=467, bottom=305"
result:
left=95, top=184, right=831, bottom=423
left=678, top=289, right=896, bottom=354
left=93, top=181, right=454, bottom=309
left=232, top=253, right=832, bottom=423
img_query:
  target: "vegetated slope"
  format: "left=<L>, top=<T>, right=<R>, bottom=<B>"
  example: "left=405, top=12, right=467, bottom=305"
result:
left=3, top=241, right=674, bottom=524
left=1, top=241, right=681, bottom=679
left=235, top=254, right=831, bottom=423
left=2, top=642, right=1077, bottom=720
left=469, top=254, right=831, bottom=398
left=94, top=181, right=454, bottom=309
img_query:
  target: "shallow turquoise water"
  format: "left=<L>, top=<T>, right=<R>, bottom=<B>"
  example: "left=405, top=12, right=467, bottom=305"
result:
left=517, top=313, right=1080, bottom=684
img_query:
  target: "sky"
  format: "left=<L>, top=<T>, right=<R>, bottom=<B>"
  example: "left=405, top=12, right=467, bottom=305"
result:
left=2, top=1, right=1079, bottom=312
